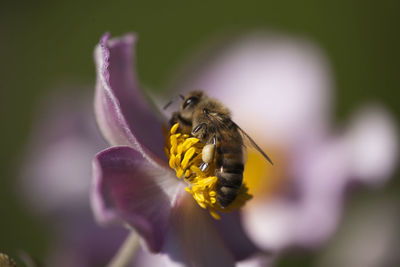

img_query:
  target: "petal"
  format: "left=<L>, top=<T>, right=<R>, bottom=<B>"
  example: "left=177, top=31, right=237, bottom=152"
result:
left=19, top=89, right=106, bottom=215
left=343, top=105, right=398, bottom=186
left=19, top=89, right=130, bottom=266
left=94, top=33, right=166, bottom=165
left=214, top=212, right=259, bottom=261
left=163, top=194, right=236, bottom=267
left=91, top=146, right=182, bottom=252
left=172, top=33, right=333, bottom=147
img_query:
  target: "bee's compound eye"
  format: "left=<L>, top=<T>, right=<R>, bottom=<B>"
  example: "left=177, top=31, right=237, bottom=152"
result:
left=183, top=97, right=199, bottom=109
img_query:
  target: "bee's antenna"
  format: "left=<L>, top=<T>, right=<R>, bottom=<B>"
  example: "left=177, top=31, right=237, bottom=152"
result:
left=163, top=95, right=185, bottom=110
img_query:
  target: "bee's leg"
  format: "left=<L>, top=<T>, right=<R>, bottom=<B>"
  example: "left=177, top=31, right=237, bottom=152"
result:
left=200, top=136, right=217, bottom=172
left=192, top=123, right=207, bottom=135
left=199, top=162, right=208, bottom=172
left=169, top=112, right=179, bottom=126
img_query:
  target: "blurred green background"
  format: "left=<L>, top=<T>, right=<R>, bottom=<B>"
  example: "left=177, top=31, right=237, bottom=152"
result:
left=1, top=0, right=399, bottom=266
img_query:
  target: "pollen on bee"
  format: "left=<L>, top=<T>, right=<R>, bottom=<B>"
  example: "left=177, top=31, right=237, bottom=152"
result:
left=164, top=123, right=252, bottom=219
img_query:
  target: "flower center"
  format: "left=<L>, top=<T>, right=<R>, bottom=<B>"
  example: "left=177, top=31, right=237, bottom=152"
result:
left=164, top=123, right=252, bottom=220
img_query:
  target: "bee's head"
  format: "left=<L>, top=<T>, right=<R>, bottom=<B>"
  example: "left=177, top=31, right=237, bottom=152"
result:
left=179, top=90, right=205, bottom=120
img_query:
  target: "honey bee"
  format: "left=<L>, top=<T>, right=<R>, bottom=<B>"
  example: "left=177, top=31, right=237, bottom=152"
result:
left=169, top=91, right=273, bottom=208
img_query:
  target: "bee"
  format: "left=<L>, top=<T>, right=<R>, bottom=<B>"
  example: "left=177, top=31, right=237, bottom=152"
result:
left=169, top=91, right=273, bottom=208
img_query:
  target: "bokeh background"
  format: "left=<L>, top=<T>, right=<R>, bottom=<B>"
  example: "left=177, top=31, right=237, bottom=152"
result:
left=1, top=0, right=399, bottom=266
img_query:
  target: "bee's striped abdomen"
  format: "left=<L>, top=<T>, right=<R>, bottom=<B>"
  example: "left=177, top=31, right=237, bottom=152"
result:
left=215, top=137, right=244, bottom=208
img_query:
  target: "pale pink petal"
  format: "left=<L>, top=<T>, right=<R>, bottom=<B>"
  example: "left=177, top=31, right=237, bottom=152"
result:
left=343, top=105, right=398, bottom=186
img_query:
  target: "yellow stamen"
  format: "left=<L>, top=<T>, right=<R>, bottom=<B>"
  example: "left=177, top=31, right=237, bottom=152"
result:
left=164, top=123, right=252, bottom=219
left=170, top=123, right=179, bottom=134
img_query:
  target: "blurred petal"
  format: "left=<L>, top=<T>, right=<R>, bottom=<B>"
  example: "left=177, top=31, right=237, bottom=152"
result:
left=174, top=33, right=333, bottom=147
left=94, top=33, right=166, bottom=165
left=20, top=89, right=106, bottom=215
left=91, top=146, right=182, bottom=252
left=344, top=105, right=398, bottom=186
left=164, top=194, right=236, bottom=267
left=19, top=89, right=129, bottom=266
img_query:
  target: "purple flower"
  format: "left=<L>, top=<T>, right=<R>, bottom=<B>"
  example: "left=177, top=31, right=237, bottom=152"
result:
left=92, top=31, right=397, bottom=266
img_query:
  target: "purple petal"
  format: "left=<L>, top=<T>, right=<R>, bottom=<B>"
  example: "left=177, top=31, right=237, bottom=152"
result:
left=163, top=194, right=236, bottom=267
left=91, top=146, right=182, bottom=252
left=94, top=33, right=166, bottom=165
left=215, top=212, right=259, bottom=261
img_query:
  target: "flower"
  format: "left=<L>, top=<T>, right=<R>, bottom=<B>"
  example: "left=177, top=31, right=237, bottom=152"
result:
left=92, top=33, right=263, bottom=266
left=92, top=31, right=397, bottom=266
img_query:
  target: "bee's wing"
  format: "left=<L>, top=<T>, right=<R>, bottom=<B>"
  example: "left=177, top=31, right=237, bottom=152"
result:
left=204, top=112, right=273, bottom=165
left=232, top=121, right=274, bottom=165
